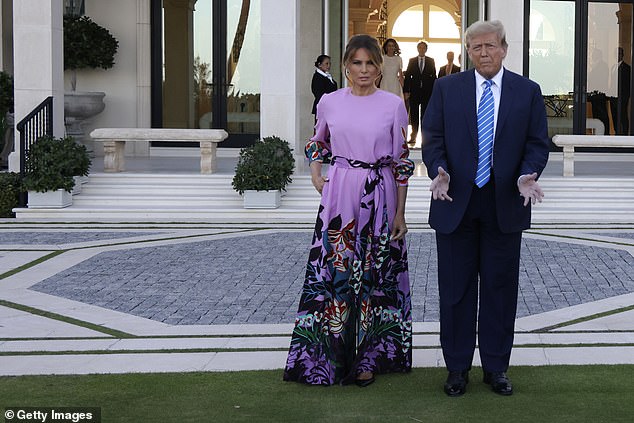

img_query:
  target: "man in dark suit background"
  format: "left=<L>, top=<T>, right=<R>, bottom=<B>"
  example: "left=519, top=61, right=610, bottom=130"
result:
left=609, top=47, right=631, bottom=134
left=422, top=20, right=549, bottom=397
left=438, top=51, right=461, bottom=77
left=403, top=40, right=436, bottom=145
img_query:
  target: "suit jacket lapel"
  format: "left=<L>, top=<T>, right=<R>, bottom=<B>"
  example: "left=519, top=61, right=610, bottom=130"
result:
left=462, top=69, right=478, bottom=149
left=496, top=69, right=514, bottom=142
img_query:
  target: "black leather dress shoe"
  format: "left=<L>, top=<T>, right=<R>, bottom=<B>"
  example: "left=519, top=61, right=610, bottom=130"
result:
left=483, top=371, right=513, bottom=396
left=444, top=370, right=469, bottom=397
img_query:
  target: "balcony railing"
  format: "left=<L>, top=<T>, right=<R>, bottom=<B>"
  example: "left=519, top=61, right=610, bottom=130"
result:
left=16, top=96, right=54, bottom=206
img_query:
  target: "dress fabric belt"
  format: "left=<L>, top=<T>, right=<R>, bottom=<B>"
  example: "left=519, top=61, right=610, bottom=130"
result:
left=330, top=155, right=393, bottom=292
left=330, top=155, right=392, bottom=247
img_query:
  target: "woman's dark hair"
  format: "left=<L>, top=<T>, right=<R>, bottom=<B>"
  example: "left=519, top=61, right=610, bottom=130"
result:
left=382, top=38, right=401, bottom=55
left=342, top=35, right=383, bottom=69
left=315, top=54, right=331, bottom=67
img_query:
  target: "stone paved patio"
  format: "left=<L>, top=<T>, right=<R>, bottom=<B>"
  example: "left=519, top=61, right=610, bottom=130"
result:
left=28, top=231, right=634, bottom=324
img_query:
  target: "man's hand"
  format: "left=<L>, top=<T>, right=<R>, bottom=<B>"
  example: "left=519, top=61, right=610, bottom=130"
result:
left=518, top=172, right=544, bottom=206
left=430, top=166, right=452, bottom=201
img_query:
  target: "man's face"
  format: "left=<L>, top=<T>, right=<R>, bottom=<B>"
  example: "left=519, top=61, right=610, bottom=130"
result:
left=417, top=43, right=427, bottom=56
left=467, top=32, right=507, bottom=79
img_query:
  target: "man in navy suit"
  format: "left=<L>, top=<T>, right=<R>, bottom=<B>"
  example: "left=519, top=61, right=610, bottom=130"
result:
left=404, top=41, right=436, bottom=144
left=438, top=51, right=461, bottom=77
left=422, top=20, right=549, bottom=397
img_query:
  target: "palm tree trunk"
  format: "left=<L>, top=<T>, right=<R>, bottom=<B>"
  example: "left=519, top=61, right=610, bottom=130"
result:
left=227, top=0, right=251, bottom=86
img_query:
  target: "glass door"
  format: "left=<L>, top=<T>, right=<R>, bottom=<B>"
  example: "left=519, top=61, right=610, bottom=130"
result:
left=529, top=0, right=577, bottom=138
left=154, top=0, right=260, bottom=148
left=528, top=0, right=633, bottom=138
left=587, top=2, right=632, bottom=135
left=207, top=0, right=261, bottom=147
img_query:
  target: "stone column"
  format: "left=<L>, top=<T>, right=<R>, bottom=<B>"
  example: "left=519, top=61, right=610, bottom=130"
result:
left=349, top=7, right=369, bottom=37
left=9, top=0, right=65, bottom=172
left=261, top=0, right=296, bottom=155
left=135, top=0, right=152, bottom=156
left=297, top=0, right=322, bottom=154
left=261, top=0, right=322, bottom=163
left=162, top=0, right=195, bottom=128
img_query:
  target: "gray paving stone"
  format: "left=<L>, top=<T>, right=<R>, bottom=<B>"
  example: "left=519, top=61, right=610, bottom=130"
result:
left=0, top=231, right=163, bottom=245
left=589, top=232, right=634, bottom=240
left=29, top=232, right=634, bottom=325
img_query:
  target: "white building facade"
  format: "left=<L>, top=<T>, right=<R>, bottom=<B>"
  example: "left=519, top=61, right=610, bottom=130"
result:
left=2, top=0, right=632, bottom=173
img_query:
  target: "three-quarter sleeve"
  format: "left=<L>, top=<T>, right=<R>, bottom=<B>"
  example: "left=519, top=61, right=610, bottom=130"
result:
left=305, top=99, right=332, bottom=163
left=392, top=100, right=415, bottom=186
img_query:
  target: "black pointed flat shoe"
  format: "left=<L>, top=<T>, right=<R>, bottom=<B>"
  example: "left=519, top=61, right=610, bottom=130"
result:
left=355, top=373, right=375, bottom=387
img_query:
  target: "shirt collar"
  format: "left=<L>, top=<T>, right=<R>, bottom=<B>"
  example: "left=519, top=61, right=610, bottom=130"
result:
left=475, top=67, right=504, bottom=88
left=316, top=68, right=333, bottom=79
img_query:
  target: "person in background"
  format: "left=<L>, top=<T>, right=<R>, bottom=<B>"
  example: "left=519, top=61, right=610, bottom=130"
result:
left=438, top=51, right=461, bottom=77
left=422, top=20, right=550, bottom=397
left=403, top=40, right=436, bottom=145
left=284, top=34, right=415, bottom=388
left=311, top=54, right=338, bottom=123
left=609, top=47, right=631, bottom=134
left=379, top=38, right=404, bottom=100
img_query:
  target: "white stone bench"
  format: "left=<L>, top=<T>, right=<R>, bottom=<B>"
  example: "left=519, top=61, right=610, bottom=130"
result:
left=90, top=128, right=228, bottom=174
left=552, top=134, right=634, bottom=176
left=547, top=117, right=605, bottom=136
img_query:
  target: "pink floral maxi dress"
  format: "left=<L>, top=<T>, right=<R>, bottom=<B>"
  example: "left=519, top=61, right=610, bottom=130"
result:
left=283, top=88, right=415, bottom=385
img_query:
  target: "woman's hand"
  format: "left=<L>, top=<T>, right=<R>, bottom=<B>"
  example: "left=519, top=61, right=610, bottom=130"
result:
left=391, top=213, right=408, bottom=241
left=309, top=161, right=327, bottom=195
left=311, top=174, right=329, bottom=195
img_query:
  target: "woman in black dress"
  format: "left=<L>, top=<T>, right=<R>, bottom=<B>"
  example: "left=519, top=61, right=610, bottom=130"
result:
left=311, top=54, right=338, bottom=121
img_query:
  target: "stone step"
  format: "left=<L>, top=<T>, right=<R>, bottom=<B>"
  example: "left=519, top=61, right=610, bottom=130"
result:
left=15, top=171, right=634, bottom=223
left=14, top=207, right=634, bottom=223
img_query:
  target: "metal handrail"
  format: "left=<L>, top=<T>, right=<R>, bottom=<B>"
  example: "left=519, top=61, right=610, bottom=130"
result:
left=16, top=96, right=54, bottom=206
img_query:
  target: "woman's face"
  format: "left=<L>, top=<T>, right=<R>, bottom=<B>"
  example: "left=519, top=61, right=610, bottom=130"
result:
left=318, top=58, right=331, bottom=72
left=346, top=48, right=380, bottom=88
left=385, top=41, right=397, bottom=56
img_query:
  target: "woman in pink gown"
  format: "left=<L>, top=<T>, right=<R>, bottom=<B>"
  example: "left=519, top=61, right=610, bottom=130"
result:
left=283, top=35, right=415, bottom=387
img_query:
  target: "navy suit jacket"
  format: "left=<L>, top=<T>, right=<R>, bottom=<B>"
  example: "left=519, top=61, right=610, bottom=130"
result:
left=438, top=64, right=460, bottom=78
left=422, top=68, right=550, bottom=234
left=403, top=56, right=436, bottom=102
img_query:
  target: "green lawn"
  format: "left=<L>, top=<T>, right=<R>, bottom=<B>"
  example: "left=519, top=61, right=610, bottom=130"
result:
left=1, top=366, right=633, bottom=422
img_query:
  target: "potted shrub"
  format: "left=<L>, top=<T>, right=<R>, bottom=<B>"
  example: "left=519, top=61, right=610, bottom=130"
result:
left=63, top=14, right=119, bottom=140
left=23, top=136, right=91, bottom=208
left=232, top=135, right=294, bottom=208
left=64, top=15, right=119, bottom=91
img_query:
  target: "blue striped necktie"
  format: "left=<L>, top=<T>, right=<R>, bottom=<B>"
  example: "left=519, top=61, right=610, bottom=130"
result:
left=475, top=80, right=494, bottom=188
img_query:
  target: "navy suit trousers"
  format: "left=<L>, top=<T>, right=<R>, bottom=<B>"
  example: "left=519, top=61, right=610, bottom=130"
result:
left=435, top=180, right=522, bottom=372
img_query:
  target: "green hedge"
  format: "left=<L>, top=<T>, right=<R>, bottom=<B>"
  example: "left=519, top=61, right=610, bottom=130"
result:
left=0, top=172, right=22, bottom=217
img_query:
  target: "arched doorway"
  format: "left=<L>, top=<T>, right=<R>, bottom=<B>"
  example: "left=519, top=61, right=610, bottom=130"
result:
left=347, top=1, right=462, bottom=147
